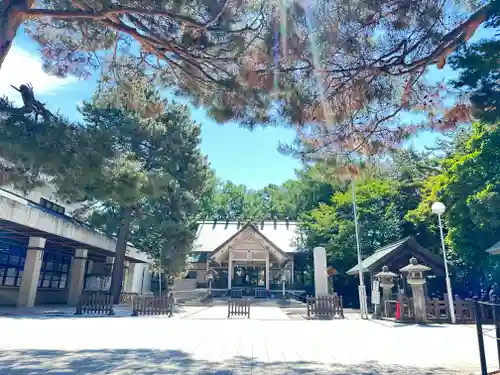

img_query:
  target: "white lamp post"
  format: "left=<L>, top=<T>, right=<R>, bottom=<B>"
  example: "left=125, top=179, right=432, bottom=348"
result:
left=158, top=248, right=163, bottom=298
left=352, top=179, right=369, bottom=319
left=431, top=201, right=456, bottom=324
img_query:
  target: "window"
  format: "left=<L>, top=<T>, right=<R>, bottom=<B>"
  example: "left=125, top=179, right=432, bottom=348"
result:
left=38, top=253, right=71, bottom=289
left=40, top=198, right=66, bottom=215
left=0, top=242, right=26, bottom=287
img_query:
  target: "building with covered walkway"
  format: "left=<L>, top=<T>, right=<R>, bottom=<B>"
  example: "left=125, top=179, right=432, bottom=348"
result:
left=0, top=187, right=153, bottom=308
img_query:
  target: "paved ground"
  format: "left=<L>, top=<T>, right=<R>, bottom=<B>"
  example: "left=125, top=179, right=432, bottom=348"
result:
left=0, top=305, right=498, bottom=374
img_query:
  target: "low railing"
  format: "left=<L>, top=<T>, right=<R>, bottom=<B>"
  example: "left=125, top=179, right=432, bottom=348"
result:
left=228, top=299, right=250, bottom=318
left=396, top=294, right=414, bottom=323
left=426, top=299, right=493, bottom=324
left=75, top=292, right=114, bottom=316
left=254, top=288, right=267, bottom=298
left=306, top=295, right=344, bottom=319
left=230, top=288, right=243, bottom=298
left=132, top=295, right=174, bottom=316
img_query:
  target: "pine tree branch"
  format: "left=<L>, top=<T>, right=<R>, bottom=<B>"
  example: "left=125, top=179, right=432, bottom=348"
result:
left=0, top=84, right=54, bottom=118
left=24, top=7, right=212, bottom=30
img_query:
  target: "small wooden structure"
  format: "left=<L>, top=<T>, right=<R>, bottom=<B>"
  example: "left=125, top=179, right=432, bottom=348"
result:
left=75, top=292, right=114, bottom=315
left=132, top=295, right=174, bottom=316
left=227, top=299, right=250, bottom=318
left=306, top=295, right=344, bottom=319
left=347, top=237, right=445, bottom=280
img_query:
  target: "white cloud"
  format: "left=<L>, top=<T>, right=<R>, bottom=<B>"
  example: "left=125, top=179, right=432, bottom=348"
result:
left=0, top=46, right=75, bottom=105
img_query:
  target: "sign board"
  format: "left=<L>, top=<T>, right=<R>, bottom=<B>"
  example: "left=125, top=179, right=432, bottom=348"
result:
left=372, top=290, right=381, bottom=305
left=372, top=280, right=380, bottom=292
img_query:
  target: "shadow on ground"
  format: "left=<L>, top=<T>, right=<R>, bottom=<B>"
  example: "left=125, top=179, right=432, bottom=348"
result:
left=0, top=349, right=456, bottom=374
left=0, top=305, right=201, bottom=320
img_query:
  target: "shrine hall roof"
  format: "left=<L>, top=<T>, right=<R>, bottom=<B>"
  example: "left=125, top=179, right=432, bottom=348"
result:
left=192, top=220, right=301, bottom=254
left=486, top=240, right=500, bottom=255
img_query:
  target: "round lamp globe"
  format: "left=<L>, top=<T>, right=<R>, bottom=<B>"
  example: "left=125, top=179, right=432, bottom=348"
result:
left=431, top=202, right=446, bottom=216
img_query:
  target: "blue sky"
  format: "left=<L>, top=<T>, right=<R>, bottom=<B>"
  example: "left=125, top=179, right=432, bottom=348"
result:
left=0, top=27, right=492, bottom=189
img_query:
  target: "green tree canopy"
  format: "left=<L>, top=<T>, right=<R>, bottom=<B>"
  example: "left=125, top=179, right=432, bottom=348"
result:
left=407, top=123, right=500, bottom=287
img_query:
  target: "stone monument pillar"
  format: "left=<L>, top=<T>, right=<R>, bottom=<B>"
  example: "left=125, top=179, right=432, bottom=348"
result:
left=313, top=247, right=328, bottom=297
left=399, top=257, right=431, bottom=324
left=374, top=265, right=397, bottom=318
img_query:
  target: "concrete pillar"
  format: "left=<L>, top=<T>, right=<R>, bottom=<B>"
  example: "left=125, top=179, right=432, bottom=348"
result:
left=141, top=266, right=152, bottom=293
left=313, top=247, right=328, bottom=297
left=265, top=252, right=270, bottom=291
left=17, top=237, right=46, bottom=308
left=67, top=249, right=88, bottom=306
left=228, top=250, right=233, bottom=290
left=125, top=262, right=136, bottom=292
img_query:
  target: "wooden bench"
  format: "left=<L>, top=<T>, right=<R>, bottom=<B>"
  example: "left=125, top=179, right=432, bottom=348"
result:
left=75, top=292, right=114, bottom=315
left=228, top=299, right=250, bottom=318
left=306, top=295, right=344, bottom=319
left=132, top=295, right=174, bottom=316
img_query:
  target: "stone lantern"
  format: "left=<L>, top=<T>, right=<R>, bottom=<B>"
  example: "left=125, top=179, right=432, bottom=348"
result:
left=375, top=265, right=397, bottom=317
left=399, top=257, right=431, bottom=324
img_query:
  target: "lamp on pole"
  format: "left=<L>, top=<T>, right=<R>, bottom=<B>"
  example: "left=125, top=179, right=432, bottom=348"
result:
left=352, top=179, right=369, bottom=319
left=431, top=201, right=456, bottom=324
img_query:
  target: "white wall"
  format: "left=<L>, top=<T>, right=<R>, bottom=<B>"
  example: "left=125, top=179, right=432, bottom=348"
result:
left=127, top=263, right=152, bottom=294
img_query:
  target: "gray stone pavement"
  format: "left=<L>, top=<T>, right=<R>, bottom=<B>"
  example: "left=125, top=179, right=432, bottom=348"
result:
left=0, top=305, right=498, bottom=374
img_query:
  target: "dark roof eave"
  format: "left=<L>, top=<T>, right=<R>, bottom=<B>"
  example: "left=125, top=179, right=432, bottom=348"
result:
left=346, top=237, right=445, bottom=276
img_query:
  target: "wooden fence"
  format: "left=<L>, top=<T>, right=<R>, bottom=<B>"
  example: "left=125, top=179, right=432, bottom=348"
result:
left=230, top=288, right=243, bottom=298
left=426, top=299, right=493, bottom=324
left=75, top=292, right=114, bottom=315
left=132, top=295, right=174, bottom=316
left=306, top=295, right=344, bottom=319
left=227, top=299, right=250, bottom=318
left=396, top=295, right=414, bottom=323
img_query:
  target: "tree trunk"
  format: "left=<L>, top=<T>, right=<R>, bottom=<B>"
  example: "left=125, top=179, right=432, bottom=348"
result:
left=110, top=205, right=134, bottom=304
left=0, top=0, right=33, bottom=69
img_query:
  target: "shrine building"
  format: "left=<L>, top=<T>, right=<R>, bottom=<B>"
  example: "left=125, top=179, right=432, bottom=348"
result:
left=0, top=183, right=153, bottom=308
left=188, top=220, right=304, bottom=296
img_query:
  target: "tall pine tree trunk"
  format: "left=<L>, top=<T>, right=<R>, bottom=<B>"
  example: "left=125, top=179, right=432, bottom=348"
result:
left=110, top=205, right=134, bottom=304
left=0, top=0, right=33, bottom=69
